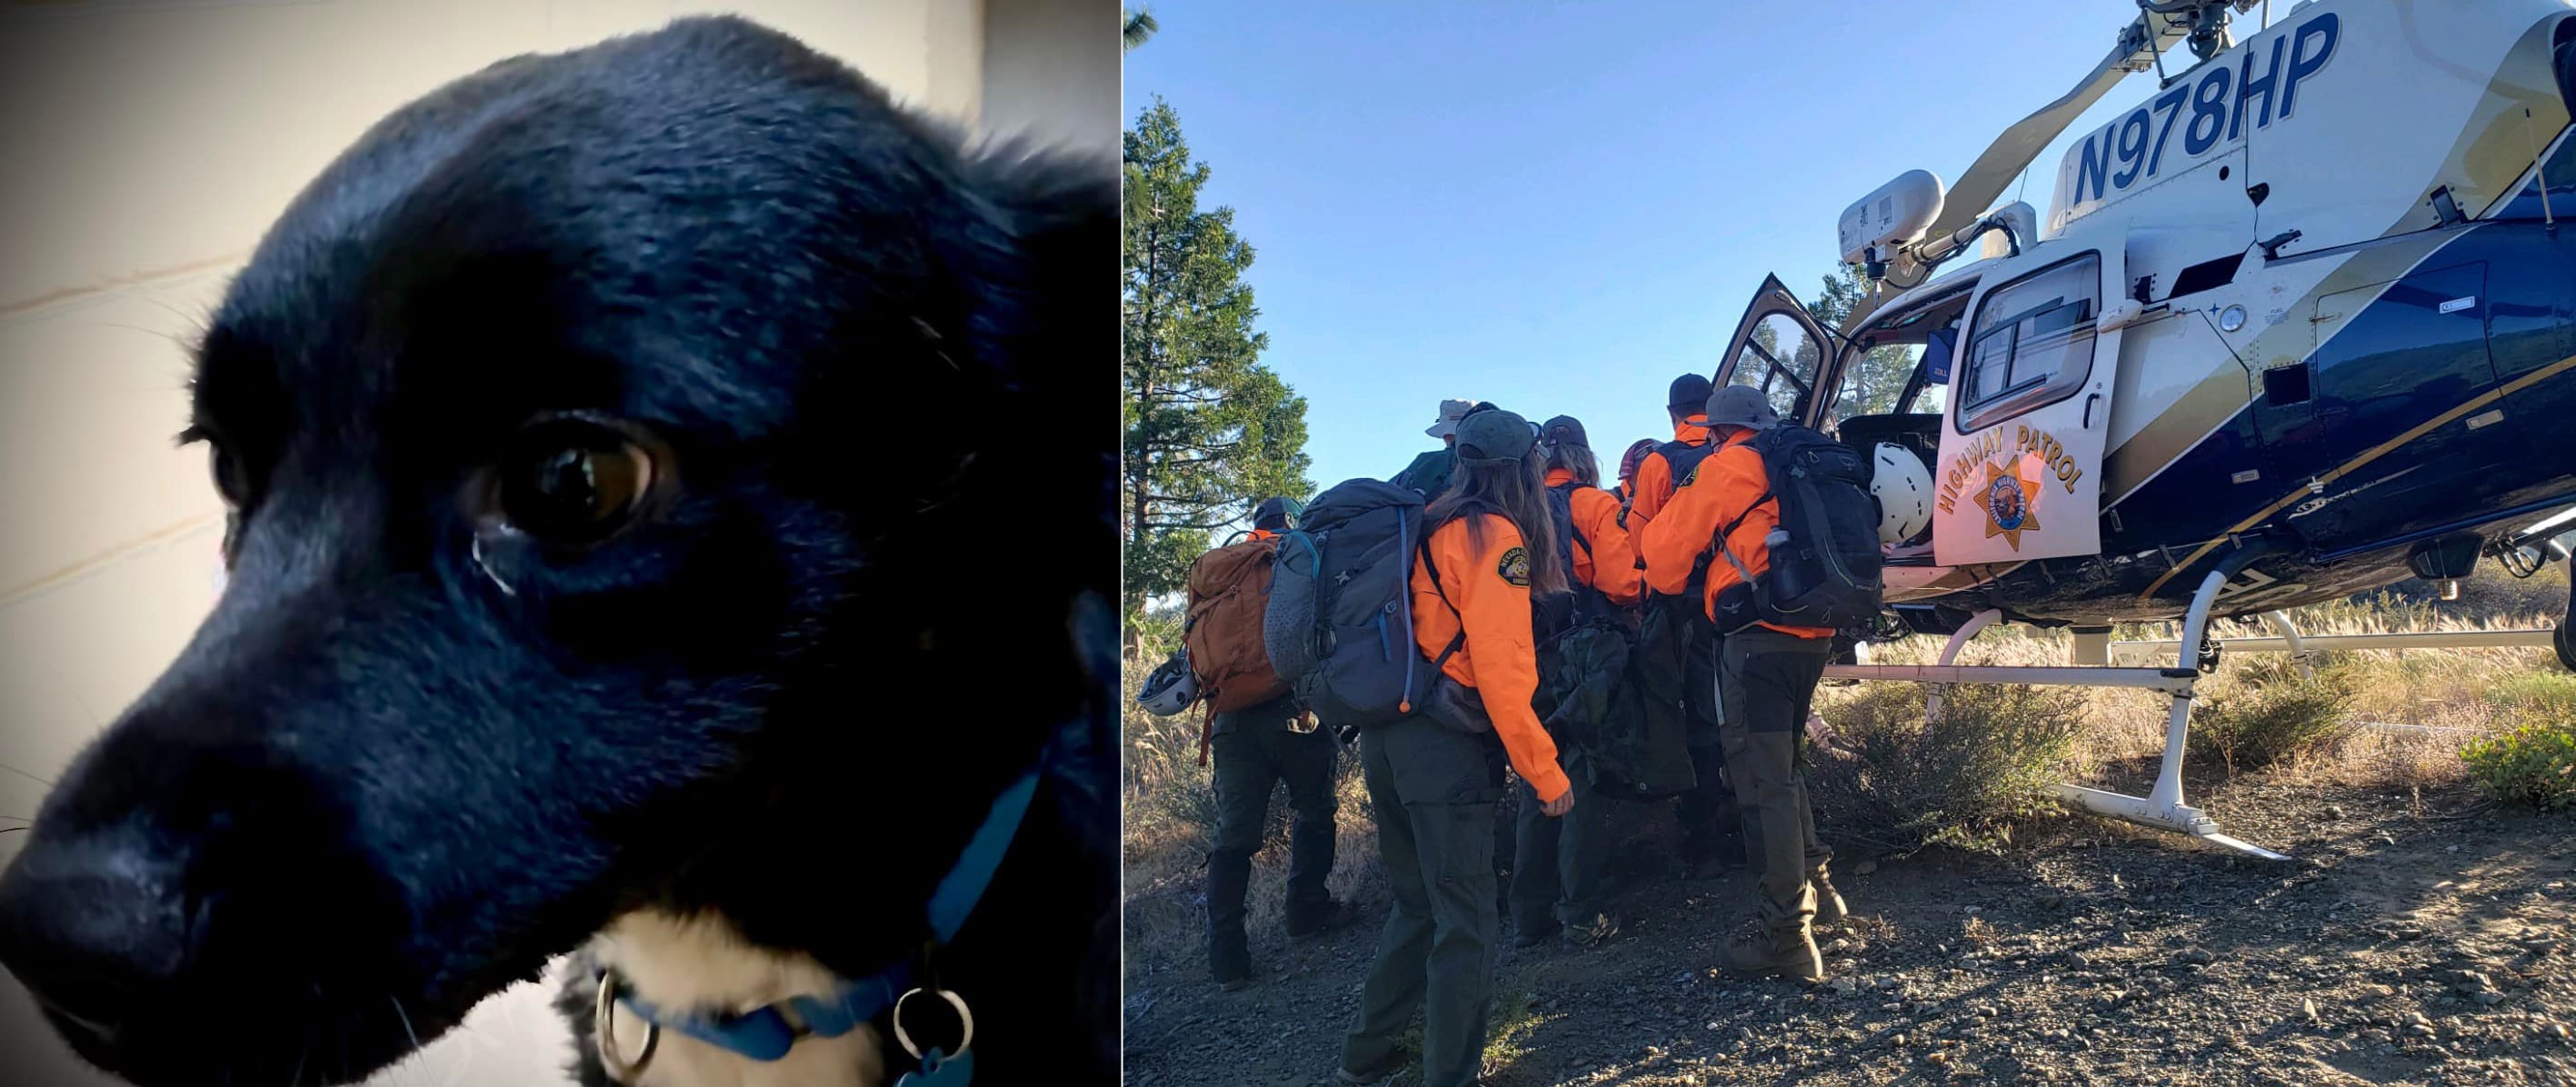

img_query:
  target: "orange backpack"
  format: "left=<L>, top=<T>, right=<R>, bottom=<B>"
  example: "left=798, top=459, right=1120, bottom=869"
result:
left=1184, top=534, right=1293, bottom=714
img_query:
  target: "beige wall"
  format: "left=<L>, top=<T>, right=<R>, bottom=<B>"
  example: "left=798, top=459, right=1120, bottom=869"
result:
left=0, top=2, right=1111, bottom=1082
left=983, top=0, right=1120, bottom=152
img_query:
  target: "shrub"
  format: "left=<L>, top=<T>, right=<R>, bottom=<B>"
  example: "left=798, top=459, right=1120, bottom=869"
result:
left=2482, top=672, right=2576, bottom=727
left=2460, top=722, right=2576, bottom=810
left=2187, top=671, right=2354, bottom=776
left=1810, top=680, right=2091, bottom=854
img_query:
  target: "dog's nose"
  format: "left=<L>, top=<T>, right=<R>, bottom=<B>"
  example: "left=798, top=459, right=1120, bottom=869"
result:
left=0, top=832, right=188, bottom=1044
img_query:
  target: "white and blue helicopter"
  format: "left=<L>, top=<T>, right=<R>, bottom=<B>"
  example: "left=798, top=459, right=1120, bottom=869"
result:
left=1713, top=0, right=2576, bottom=857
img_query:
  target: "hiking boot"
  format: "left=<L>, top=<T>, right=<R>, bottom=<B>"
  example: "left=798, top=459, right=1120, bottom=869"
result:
left=1513, top=917, right=1563, bottom=949
left=1210, top=934, right=1256, bottom=992
left=1563, top=912, right=1620, bottom=949
left=1811, top=868, right=1849, bottom=926
left=1334, top=1064, right=1399, bottom=1086
left=1722, top=923, right=1823, bottom=982
left=1285, top=898, right=1358, bottom=940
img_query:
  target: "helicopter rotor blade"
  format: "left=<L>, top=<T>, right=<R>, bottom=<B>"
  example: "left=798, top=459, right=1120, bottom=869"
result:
left=1922, top=12, right=2190, bottom=243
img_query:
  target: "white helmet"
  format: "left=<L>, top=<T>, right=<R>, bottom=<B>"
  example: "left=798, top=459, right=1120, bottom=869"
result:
left=1871, top=443, right=1933, bottom=545
left=1137, top=653, right=1199, bottom=716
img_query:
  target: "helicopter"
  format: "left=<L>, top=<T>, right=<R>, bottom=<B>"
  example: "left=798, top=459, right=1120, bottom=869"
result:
left=1708, top=0, right=2576, bottom=857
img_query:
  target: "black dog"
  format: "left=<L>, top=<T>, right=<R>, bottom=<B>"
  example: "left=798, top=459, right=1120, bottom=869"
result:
left=0, top=17, right=1115, bottom=1087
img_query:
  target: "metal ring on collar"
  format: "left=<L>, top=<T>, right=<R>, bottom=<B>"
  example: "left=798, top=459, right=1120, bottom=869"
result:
left=594, top=969, right=660, bottom=1082
left=890, top=987, right=974, bottom=1061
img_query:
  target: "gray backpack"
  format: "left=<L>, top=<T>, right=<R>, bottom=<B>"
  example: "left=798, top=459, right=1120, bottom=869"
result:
left=1263, top=479, right=1457, bottom=728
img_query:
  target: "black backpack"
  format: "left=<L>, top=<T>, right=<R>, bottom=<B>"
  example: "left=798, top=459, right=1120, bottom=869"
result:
left=1263, top=479, right=1451, bottom=728
left=1709, top=425, right=1886, bottom=633
left=1531, top=484, right=1692, bottom=797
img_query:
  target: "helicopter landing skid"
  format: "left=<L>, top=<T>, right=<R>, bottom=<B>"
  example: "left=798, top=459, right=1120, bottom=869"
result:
left=2049, top=785, right=2292, bottom=862
left=1827, top=569, right=2296, bottom=862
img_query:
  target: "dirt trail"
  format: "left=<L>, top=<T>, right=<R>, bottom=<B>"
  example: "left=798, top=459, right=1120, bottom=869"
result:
left=1123, top=781, right=2576, bottom=1086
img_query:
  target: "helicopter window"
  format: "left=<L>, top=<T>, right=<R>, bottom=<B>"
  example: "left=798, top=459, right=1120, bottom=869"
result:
left=1826, top=341, right=1918, bottom=426
left=1822, top=297, right=1967, bottom=433
left=1958, top=253, right=2101, bottom=432
left=1726, top=312, right=1822, bottom=421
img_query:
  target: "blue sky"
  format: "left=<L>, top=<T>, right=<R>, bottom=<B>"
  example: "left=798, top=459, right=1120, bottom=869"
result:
left=1124, top=0, right=2244, bottom=496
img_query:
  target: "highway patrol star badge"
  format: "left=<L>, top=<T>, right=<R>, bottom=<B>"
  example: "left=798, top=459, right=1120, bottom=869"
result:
left=1980, top=459, right=2042, bottom=549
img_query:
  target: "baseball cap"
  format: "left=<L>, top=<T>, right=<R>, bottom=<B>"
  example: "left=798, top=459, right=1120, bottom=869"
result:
left=1667, top=374, right=1714, bottom=414
left=1454, top=408, right=1536, bottom=466
left=1538, top=415, right=1589, bottom=451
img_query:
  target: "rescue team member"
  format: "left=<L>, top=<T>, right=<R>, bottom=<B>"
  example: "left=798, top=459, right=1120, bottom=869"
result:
left=1390, top=400, right=1509, bottom=889
left=1622, top=374, right=1716, bottom=527
left=1628, top=374, right=1735, bottom=870
left=1510, top=414, right=1638, bottom=951
left=1207, top=497, right=1353, bottom=992
left=1612, top=437, right=1658, bottom=523
left=1541, top=416, right=1642, bottom=611
left=1341, top=408, right=1574, bottom=1087
left=1393, top=397, right=1487, bottom=499
left=1638, top=385, right=1847, bottom=982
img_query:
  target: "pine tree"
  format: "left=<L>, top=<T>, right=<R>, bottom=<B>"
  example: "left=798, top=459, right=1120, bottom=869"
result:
left=1810, top=264, right=1922, bottom=422
left=1122, top=98, right=1312, bottom=644
left=1121, top=7, right=1158, bottom=53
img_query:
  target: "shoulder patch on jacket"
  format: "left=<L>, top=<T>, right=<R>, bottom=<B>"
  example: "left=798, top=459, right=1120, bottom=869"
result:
left=1681, top=463, right=1701, bottom=487
left=1497, top=546, right=1531, bottom=586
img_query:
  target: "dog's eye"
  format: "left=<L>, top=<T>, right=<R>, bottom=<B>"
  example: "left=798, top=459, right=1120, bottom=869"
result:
left=493, top=416, right=660, bottom=546
left=204, top=442, right=247, bottom=508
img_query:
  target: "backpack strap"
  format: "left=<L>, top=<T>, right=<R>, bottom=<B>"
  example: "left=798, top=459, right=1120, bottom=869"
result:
left=1416, top=534, right=1468, bottom=675
left=1690, top=437, right=1778, bottom=585
left=1710, top=489, right=1774, bottom=586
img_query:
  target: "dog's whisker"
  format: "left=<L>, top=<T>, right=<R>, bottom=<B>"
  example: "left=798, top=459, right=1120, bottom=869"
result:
left=287, top=1040, right=310, bottom=1087
left=390, top=993, right=424, bottom=1052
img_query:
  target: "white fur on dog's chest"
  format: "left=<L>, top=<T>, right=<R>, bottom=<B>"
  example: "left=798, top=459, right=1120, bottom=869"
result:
left=593, top=912, right=886, bottom=1087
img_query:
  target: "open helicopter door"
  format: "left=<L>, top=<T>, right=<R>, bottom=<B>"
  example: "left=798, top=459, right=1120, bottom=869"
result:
left=1930, top=240, right=2128, bottom=567
left=1712, top=274, right=1832, bottom=424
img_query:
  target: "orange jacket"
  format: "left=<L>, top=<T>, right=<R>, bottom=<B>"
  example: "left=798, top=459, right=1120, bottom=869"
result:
left=1636, top=428, right=1834, bottom=639
left=1544, top=469, right=1642, bottom=607
left=1246, top=528, right=1279, bottom=542
left=1623, top=414, right=1712, bottom=527
left=1411, top=514, right=1572, bottom=803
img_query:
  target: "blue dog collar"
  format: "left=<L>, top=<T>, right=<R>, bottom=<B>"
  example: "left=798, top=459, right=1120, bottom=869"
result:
left=604, top=741, right=1051, bottom=1067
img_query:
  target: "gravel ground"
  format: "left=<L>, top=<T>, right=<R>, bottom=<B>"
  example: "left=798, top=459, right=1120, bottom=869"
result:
left=1123, top=781, right=2576, bottom=1086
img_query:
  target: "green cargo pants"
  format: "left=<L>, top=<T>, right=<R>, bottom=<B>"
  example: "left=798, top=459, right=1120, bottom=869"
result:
left=1207, top=696, right=1342, bottom=979
left=1341, top=716, right=1504, bottom=1087
left=1715, top=625, right=1834, bottom=929
left=1509, top=750, right=1602, bottom=934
